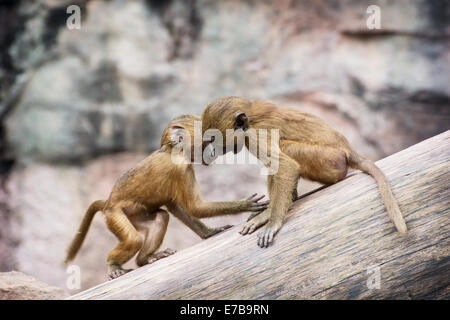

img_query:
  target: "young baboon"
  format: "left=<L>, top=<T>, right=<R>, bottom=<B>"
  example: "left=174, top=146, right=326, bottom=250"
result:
left=201, top=96, right=407, bottom=248
left=65, top=114, right=268, bottom=280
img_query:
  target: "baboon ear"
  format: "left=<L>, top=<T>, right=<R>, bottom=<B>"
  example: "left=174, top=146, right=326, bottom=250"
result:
left=234, top=112, right=249, bottom=131
left=170, top=125, right=185, bottom=144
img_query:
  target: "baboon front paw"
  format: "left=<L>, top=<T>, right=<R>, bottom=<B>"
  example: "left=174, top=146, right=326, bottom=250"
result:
left=108, top=268, right=132, bottom=281
left=247, top=211, right=262, bottom=222
left=257, top=222, right=281, bottom=248
left=240, top=210, right=269, bottom=235
left=214, top=224, right=233, bottom=234
left=245, top=193, right=269, bottom=212
left=218, top=224, right=233, bottom=231
left=148, top=248, right=176, bottom=264
left=204, top=225, right=233, bottom=238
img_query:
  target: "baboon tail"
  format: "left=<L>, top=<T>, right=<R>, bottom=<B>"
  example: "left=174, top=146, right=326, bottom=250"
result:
left=64, top=200, right=106, bottom=264
left=349, top=152, right=407, bottom=234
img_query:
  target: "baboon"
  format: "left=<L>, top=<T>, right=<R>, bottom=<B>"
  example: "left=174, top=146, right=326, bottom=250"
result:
left=201, top=97, right=407, bottom=248
left=65, top=114, right=268, bottom=279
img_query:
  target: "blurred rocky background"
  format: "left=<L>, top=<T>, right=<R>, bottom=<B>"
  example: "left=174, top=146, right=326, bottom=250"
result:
left=0, top=0, right=449, bottom=295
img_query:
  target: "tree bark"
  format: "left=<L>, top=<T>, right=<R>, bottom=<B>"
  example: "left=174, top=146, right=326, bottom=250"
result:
left=69, top=131, right=450, bottom=300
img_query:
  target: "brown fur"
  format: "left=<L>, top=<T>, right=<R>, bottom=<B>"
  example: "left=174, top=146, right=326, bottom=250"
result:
left=65, top=114, right=267, bottom=279
left=201, top=96, right=407, bottom=247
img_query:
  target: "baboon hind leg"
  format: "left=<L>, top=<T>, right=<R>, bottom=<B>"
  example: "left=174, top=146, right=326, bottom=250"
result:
left=134, top=209, right=175, bottom=267
left=105, top=208, right=143, bottom=280
left=281, top=140, right=348, bottom=185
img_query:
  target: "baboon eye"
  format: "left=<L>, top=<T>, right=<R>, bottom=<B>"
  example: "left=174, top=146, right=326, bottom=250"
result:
left=210, top=136, right=215, bottom=143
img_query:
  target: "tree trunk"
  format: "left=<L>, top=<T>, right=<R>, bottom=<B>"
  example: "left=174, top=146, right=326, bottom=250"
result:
left=69, top=131, right=450, bottom=300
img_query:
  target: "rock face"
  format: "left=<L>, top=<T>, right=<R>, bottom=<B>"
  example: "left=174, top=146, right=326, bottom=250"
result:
left=2, top=0, right=449, bottom=162
left=0, top=0, right=449, bottom=292
left=0, top=271, right=68, bottom=300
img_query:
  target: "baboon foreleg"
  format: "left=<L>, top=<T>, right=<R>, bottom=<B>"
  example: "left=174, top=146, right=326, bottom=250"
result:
left=169, top=205, right=233, bottom=239
left=240, top=169, right=298, bottom=239
left=256, top=154, right=300, bottom=247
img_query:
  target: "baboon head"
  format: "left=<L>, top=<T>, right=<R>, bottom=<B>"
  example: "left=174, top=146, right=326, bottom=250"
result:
left=161, top=114, right=201, bottom=163
left=201, top=96, right=251, bottom=157
left=161, top=114, right=220, bottom=165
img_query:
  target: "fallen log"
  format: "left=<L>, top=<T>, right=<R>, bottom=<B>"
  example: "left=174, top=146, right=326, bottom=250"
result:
left=70, top=131, right=450, bottom=300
